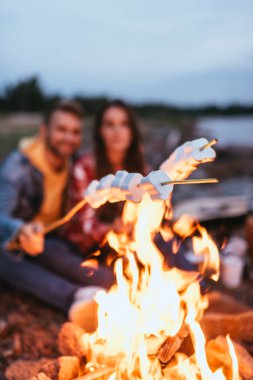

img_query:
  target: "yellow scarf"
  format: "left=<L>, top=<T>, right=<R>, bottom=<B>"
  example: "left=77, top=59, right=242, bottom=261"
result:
left=20, top=137, right=68, bottom=226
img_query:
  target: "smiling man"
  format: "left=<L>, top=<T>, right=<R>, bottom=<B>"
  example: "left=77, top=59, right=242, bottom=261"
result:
left=0, top=101, right=114, bottom=327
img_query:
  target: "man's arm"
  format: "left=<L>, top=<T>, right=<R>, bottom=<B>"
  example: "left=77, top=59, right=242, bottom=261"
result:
left=0, top=152, right=43, bottom=254
left=0, top=166, right=24, bottom=248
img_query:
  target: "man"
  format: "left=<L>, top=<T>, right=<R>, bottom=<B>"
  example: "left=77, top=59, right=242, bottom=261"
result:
left=0, top=101, right=113, bottom=331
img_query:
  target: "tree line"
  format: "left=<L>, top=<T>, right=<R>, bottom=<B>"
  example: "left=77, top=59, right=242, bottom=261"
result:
left=1, top=77, right=253, bottom=117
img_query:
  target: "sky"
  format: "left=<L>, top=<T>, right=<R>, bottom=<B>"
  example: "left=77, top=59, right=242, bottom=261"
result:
left=1, top=0, right=253, bottom=105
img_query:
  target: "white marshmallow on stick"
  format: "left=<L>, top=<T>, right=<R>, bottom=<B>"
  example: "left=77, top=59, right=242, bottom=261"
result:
left=108, top=170, right=128, bottom=203
left=160, top=138, right=216, bottom=180
left=84, top=179, right=105, bottom=208
left=96, top=174, right=115, bottom=199
left=139, top=170, right=174, bottom=201
left=120, top=172, right=145, bottom=203
left=84, top=138, right=216, bottom=208
left=85, top=174, right=115, bottom=208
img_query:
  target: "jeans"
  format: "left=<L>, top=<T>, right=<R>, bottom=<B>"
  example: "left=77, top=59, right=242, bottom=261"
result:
left=0, top=237, right=115, bottom=312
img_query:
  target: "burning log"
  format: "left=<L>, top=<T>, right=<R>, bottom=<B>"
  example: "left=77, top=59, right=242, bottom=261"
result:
left=201, top=310, right=253, bottom=342
left=157, top=325, right=189, bottom=364
left=145, top=335, right=168, bottom=357
left=206, top=336, right=253, bottom=380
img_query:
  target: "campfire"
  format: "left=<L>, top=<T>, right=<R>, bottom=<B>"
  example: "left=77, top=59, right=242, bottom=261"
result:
left=60, top=138, right=249, bottom=380
left=76, top=193, right=238, bottom=380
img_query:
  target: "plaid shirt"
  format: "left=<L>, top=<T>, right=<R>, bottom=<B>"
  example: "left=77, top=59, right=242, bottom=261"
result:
left=63, top=154, right=113, bottom=254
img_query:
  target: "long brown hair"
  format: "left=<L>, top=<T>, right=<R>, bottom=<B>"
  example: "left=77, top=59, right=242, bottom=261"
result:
left=94, top=100, right=145, bottom=179
left=93, top=100, right=145, bottom=223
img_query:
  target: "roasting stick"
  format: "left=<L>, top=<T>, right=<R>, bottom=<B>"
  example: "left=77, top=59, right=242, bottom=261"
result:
left=199, top=138, right=218, bottom=151
left=161, top=178, right=218, bottom=186
left=43, top=198, right=87, bottom=234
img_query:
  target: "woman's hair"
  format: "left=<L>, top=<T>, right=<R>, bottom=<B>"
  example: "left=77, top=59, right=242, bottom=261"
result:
left=93, top=99, right=145, bottom=179
left=93, top=99, right=145, bottom=223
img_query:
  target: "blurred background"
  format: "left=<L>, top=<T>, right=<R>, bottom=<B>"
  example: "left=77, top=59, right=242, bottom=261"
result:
left=1, top=0, right=253, bottom=202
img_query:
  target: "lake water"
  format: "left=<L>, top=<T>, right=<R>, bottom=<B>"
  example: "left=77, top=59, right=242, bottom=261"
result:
left=197, top=116, right=253, bottom=147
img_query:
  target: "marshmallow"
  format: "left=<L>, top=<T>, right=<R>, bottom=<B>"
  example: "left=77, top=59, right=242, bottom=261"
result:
left=191, top=138, right=216, bottom=162
left=160, top=138, right=216, bottom=180
left=84, top=137, right=216, bottom=209
left=84, top=180, right=107, bottom=208
left=139, top=170, right=174, bottom=201
left=85, top=174, right=114, bottom=208
left=97, top=174, right=115, bottom=190
left=121, top=172, right=145, bottom=203
left=109, top=170, right=128, bottom=203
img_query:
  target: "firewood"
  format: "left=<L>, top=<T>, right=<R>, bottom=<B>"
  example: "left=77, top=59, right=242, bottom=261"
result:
left=206, top=336, right=253, bottom=380
left=201, top=310, right=253, bottom=342
left=158, top=325, right=189, bottom=364
left=58, top=322, right=86, bottom=358
left=145, top=335, right=168, bottom=356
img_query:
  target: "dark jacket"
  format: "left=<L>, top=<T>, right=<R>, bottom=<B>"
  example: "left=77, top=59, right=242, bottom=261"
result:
left=0, top=150, right=68, bottom=248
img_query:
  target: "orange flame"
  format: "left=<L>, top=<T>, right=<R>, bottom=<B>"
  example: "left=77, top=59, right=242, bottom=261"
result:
left=226, top=335, right=240, bottom=380
left=80, top=193, right=238, bottom=379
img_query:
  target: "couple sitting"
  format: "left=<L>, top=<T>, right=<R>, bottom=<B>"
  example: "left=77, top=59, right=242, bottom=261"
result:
left=0, top=99, right=147, bottom=329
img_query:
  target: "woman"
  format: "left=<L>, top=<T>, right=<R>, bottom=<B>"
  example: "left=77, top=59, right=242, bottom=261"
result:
left=65, top=100, right=146, bottom=254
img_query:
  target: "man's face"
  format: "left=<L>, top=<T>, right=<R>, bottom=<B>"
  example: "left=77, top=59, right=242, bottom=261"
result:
left=45, top=110, right=82, bottom=159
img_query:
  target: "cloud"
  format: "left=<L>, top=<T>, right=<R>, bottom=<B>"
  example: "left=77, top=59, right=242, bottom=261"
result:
left=0, top=0, right=252, bottom=104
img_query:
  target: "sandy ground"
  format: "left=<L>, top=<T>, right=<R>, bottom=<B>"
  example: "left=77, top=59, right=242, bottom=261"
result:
left=1, top=278, right=253, bottom=379
left=0, top=281, right=65, bottom=379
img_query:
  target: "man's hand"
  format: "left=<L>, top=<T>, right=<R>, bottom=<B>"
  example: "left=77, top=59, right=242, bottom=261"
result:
left=18, top=223, right=44, bottom=256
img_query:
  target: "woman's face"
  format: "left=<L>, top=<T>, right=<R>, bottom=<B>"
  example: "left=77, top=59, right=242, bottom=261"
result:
left=100, top=106, right=133, bottom=153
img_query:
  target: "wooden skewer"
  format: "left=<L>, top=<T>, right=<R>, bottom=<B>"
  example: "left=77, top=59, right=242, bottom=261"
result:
left=161, top=178, right=218, bottom=186
left=43, top=198, right=87, bottom=234
left=200, top=138, right=218, bottom=151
